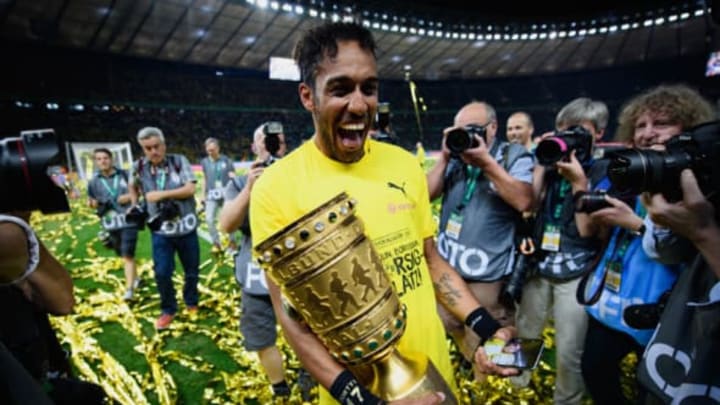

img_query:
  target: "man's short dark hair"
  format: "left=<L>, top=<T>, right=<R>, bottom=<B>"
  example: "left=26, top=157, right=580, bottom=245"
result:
left=292, top=22, right=377, bottom=88
left=93, top=148, right=112, bottom=158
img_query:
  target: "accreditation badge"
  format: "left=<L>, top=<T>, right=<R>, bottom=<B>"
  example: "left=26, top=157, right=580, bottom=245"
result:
left=446, top=212, right=463, bottom=240
left=605, top=261, right=622, bottom=293
left=214, top=180, right=222, bottom=189
left=541, top=224, right=560, bottom=252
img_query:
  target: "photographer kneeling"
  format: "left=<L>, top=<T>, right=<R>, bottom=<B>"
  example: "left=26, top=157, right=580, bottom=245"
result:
left=88, top=148, right=140, bottom=301
left=130, top=127, right=200, bottom=330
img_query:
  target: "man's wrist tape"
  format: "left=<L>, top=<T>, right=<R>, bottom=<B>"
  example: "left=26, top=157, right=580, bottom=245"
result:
left=465, top=307, right=502, bottom=343
left=0, top=214, right=40, bottom=284
left=329, top=370, right=384, bottom=405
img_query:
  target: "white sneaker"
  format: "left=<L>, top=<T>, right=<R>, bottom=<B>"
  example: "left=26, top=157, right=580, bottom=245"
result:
left=123, top=289, right=134, bottom=301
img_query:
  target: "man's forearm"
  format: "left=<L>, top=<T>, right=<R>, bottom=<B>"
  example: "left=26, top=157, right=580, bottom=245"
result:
left=424, top=238, right=480, bottom=320
left=218, top=188, right=250, bottom=233
left=25, top=242, right=74, bottom=315
left=267, top=281, right=344, bottom=390
left=426, top=156, right=449, bottom=200
left=163, top=183, right=196, bottom=200
left=483, top=160, right=533, bottom=212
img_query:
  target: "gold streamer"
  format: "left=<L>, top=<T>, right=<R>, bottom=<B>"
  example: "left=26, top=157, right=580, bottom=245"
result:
left=29, top=183, right=626, bottom=404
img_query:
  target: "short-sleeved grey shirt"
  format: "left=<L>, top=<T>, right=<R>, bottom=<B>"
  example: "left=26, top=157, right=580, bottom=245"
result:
left=437, top=142, right=533, bottom=281
left=132, top=153, right=198, bottom=237
left=88, top=168, right=136, bottom=231
left=225, top=176, right=270, bottom=296
left=201, top=155, right=234, bottom=201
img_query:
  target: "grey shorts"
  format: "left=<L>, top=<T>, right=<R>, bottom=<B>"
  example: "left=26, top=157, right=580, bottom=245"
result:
left=240, top=293, right=278, bottom=351
left=111, top=227, right=138, bottom=258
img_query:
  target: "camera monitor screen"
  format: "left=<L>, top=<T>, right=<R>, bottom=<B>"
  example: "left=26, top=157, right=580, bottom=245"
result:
left=706, top=51, right=720, bottom=77
left=269, top=56, right=300, bottom=81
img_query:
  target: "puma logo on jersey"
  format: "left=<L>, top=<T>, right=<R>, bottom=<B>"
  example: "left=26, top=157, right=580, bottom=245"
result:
left=387, top=181, right=406, bottom=196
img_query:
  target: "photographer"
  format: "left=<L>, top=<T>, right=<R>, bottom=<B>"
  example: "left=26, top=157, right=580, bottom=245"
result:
left=426, top=101, right=533, bottom=379
left=218, top=123, right=292, bottom=398
left=1, top=214, right=107, bottom=403
left=513, top=97, right=609, bottom=404
left=574, top=85, right=715, bottom=404
left=87, top=148, right=139, bottom=301
left=199, top=137, right=236, bottom=252
left=637, top=168, right=720, bottom=404
left=129, top=127, right=200, bottom=330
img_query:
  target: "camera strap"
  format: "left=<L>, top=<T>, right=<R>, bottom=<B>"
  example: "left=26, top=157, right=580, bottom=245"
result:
left=455, top=140, right=502, bottom=213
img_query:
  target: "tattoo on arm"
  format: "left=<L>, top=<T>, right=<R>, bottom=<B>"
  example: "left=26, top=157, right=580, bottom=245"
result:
left=434, top=272, right=462, bottom=308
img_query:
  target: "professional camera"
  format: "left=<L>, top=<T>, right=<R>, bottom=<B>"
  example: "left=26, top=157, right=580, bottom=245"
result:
left=607, top=121, right=720, bottom=203
left=97, top=230, right=114, bottom=250
left=96, top=202, right=113, bottom=218
left=125, top=205, right=147, bottom=229
left=147, top=201, right=181, bottom=231
left=445, top=124, right=487, bottom=155
left=0, top=129, right=70, bottom=213
left=535, top=125, right=594, bottom=166
left=573, top=191, right=613, bottom=213
left=262, top=121, right=283, bottom=166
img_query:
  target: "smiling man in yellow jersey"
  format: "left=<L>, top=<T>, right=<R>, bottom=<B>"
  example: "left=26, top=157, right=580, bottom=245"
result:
left=249, top=22, right=518, bottom=405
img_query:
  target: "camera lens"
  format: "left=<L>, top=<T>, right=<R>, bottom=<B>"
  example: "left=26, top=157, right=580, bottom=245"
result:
left=445, top=128, right=473, bottom=155
left=573, top=191, right=612, bottom=213
left=607, top=149, right=664, bottom=194
left=0, top=130, right=70, bottom=213
left=535, top=137, right=568, bottom=166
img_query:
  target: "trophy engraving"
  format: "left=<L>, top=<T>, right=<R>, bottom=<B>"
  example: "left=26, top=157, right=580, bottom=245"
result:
left=256, top=192, right=457, bottom=403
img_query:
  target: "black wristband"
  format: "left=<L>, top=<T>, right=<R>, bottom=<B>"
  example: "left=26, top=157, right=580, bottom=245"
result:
left=329, top=370, right=384, bottom=405
left=465, top=307, right=502, bottom=343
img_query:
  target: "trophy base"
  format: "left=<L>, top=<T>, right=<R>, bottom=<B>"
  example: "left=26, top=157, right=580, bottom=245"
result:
left=360, top=349, right=457, bottom=404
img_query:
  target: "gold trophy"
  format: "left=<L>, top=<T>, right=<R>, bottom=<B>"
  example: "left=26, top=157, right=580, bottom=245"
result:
left=256, top=192, right=456, bottom=403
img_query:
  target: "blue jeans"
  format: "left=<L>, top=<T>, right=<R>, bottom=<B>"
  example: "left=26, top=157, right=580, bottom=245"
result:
left=151, top=230, right=200, bottom=315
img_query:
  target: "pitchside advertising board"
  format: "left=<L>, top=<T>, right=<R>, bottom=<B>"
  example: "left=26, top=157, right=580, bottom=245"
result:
left=68, top=142, right=133, bottom=181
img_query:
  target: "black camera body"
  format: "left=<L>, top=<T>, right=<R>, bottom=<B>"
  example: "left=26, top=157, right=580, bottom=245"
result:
left=535, top=125, right=594, bottom=166
left=445, top=124, right=487, bottom=155
left=574, top=191, right=613, bottom=213
left=96, top=202, right=113, bottom=218
left=147, top=201, right=181, bottom=232
left=125, top=205, right=147, bottom=229
left=97, top=230, right=114, bottom=250
left=607, top=121, right=720, bottom=203
left=262, top=155, right=278, bottom=167
left=263, top=121, right=283, bottom=158
left=0, top=129, right=70, bottom=213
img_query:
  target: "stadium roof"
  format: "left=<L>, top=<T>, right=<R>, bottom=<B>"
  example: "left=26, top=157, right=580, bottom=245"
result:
left=0, top=0, right=713, bottom=80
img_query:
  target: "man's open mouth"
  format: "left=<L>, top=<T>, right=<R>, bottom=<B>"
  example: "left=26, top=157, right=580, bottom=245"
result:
left=338, top=123, right=366, bottom=149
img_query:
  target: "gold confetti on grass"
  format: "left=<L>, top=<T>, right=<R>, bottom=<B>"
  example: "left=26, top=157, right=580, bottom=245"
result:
left=30, top=187, right=640, bottom=404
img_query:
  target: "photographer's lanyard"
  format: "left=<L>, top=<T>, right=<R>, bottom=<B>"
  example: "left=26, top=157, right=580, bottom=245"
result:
left=446, top=166, right=481, bottom=239
left=213, top=160, right=223, bottom=189
left=100, top=173, right=119, bottom=208
left=541, top=178, right=571, bottom=252
left=152, top=167, right=167, bottom=191
left=603, top=201, right=646, bottom=292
